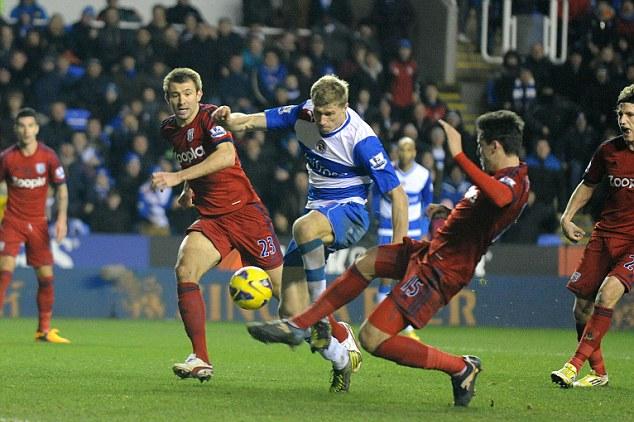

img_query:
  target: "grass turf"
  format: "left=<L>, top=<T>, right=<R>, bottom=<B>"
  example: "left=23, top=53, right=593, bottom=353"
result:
left=0, top=318, right=632, bottom=421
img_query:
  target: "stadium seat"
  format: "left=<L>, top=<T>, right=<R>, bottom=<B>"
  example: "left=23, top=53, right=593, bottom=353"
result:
left=537, top=233, right=561, bottom=247
left=65, top=108, right=91, bottom=131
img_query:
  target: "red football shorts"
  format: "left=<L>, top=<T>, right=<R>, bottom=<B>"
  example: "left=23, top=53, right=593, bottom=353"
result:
left=187, top=202, right=283, bottom=270
left=372, top=238, right=444, bottom=329
left=0, top=217, right=53, bottom=266
left=567, top=234, right=634, bottom=299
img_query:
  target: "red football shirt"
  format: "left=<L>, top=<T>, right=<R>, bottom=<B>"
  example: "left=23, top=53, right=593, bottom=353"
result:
left=426, top=163, right=530, bottom=297
left=0, top=143, right=66, bottom=222
left=160, top=103, right=261, bottom=217
left=583, top=136, right=634, bottom=239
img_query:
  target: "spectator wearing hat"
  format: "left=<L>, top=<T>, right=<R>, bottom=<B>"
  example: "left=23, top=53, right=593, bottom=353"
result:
left=70, top=6, right=98, bottom=61
left=387, top=39, right=419, bottom=123
left=166, top=0, right=203, bottom=25
left=97, top=0, right=142, bottom=23
left=308, top=0, right=353, bottom=27
left=10, top=0, right=47, bottom=21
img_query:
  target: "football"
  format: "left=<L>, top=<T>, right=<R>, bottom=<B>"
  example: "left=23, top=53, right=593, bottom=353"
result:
left=228, top=266, right=273, bottom=310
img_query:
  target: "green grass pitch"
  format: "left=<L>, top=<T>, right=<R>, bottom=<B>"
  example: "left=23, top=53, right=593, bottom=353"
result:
left=0, top=318, right=632, bottom=421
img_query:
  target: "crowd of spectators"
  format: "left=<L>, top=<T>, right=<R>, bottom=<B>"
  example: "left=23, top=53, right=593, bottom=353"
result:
left=485, top=0, right=633, bottom=243
left=0, top=0, right=629, bottom=245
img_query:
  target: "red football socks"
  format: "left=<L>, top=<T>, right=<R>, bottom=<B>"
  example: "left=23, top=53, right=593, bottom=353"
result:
left=36, top=276, right=54, bottom=333
left=177, top=282, right=209, bottom=363
left=292, top=264, right=370, bottom=329
left=570, top=306, right=613, bottom=371
left=374, top=335, right=466, bottom=375
left=0, top=270, right=12, bottom=313
left=327, top=314, right=348, bottom=342
left=576, top=322, right=606, bottom=375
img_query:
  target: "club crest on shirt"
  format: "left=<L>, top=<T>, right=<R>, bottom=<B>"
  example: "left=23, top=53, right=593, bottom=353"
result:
left=210, top=126, right=227, bottom=138
left=186, top=128, right=194, bottom=142
left=35, top=162, right=46, bottom=174
left=316, top=139, right=327, bottom=153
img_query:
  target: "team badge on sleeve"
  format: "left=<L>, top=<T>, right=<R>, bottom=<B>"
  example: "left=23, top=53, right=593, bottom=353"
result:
left=35, top=163, right=46, bottom=174
left=369, top=152, right=387, bottom=170
left=55, top=166, right=66, bottom=179
left=499, top=176, right=516, bottom=187
left=210, top=126, right=227, bottom=138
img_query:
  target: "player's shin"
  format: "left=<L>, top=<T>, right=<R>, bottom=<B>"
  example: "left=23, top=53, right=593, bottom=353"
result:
left=318, top=337, right=349, bottom=370
left=177, top=282, right=210, bottom=363
left=373, top=335, right=465, bottom=374
left=570, top=306, right=613, bottom=370
left=36, top=276, right=54, bottom=332
left=292, top=264, right=371, bottom=329
left=576, top=322, right=606, bottom=375
left=0, top=270, right=12, bottom=314
left=299, top=239, right=327, bottom=303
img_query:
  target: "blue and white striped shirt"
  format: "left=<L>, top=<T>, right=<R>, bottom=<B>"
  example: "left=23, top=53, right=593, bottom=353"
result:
left=265, top=100, right=400, bottom=209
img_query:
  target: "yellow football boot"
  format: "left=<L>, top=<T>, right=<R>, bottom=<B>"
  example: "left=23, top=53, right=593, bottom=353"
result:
left=35, top=328, right=71, bottom=344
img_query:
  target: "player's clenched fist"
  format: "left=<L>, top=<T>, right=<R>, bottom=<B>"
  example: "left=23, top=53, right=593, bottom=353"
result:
left=212, top=105, right=232, bottom=123
left=437, top=119, right=463, bottom=158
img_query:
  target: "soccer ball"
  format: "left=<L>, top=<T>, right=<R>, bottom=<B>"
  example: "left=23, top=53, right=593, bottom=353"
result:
left=229, top=266, right=273, bottom=310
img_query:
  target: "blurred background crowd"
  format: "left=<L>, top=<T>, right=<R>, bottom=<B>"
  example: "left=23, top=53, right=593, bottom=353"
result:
left=0, top=0, right=629, bottom=245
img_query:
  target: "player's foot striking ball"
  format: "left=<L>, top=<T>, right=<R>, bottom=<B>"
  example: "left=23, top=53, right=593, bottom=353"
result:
left=247, top=319, right=309, bottom=346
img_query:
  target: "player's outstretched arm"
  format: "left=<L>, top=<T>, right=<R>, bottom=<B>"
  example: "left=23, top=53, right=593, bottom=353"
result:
left=54, top=183, right=68, bottom=242
left=212, top=106, right=267, bottom=133
left=438, top=119, right=463, bottom=157
left=438, top=119, right=513, bottom=208
left=387, top=185, right=408, bottom=243
left=560, top=182, right=595, bottom=242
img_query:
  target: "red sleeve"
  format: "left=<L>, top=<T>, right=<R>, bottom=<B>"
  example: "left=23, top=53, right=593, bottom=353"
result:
left=202, top=107, right=234, bottom=146
left=582, top=142, right=605, bottom=185
left=454, top=152, right=513, bottom=208
left=49, top=150, right=66, bottom=184
left=0, top=153, right=6, bottom=181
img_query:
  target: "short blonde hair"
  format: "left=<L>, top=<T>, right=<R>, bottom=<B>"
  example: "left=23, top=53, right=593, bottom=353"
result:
left=310, top=74, right=348, bottom=107
left=163, top=67, right=203, bottom=95
left=617, top=84, right=634, bottom=105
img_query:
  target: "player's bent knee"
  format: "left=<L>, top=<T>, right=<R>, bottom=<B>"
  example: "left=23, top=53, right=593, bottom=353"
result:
left=358, top=322, right=386, bottom=354
left=573, top=297, right=593, bottom=322
left=353, top=248, right=378, bottom=280
left=175, top=263, right=196, bottom=283
left=596, top=276, right=626, bottom=308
